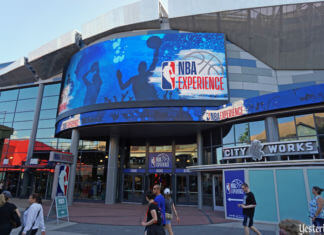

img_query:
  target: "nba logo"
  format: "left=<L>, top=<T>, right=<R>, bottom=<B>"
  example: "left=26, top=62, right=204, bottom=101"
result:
left=162, top=61, right=176, bottom=90
left=226, top=183, right=231, bottom=194
left=57, top=165, right=70, bottom=196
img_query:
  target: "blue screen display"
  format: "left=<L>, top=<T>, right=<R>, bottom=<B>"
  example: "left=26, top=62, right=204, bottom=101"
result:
left=56, top=84, right=324, bottom=134
left=58, top=32, right=228, bottom=115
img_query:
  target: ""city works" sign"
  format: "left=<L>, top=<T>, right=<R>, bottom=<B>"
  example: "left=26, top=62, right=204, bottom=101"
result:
left=223, top=139, right=318, bottom=161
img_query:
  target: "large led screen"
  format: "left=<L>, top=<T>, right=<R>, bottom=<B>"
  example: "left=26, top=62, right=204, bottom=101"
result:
left=58, top=32, right=228, bottom=116
left=56, top=84, right=324, bottom=134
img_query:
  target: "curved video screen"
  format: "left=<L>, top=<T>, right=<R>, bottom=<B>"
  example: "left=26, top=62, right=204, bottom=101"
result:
left=57, top=32, right=228, bottom=118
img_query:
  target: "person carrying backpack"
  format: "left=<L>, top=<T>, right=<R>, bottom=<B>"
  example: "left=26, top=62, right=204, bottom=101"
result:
left=141, top=191, right=165, bottom=235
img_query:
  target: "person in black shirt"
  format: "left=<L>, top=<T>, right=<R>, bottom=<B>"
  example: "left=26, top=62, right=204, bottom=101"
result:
left=0, top=191, right=21, bottom=235
left=238, top=183, right=261, bottom=235
left=141, top=191, right=165, bottom=235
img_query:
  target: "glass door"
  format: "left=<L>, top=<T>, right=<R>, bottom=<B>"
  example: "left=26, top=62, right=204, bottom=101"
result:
left=212, top=172, right=224, bottom=211
left=123, top=174, right=144, bottom=202
left=176, top=175, right=187, bottom=204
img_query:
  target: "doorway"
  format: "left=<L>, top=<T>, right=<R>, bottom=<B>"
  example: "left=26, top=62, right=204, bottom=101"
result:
left=212, top=171, right=224, bottom=211
left=123, top=174, right=145, bottom=202
left=148, top=174, right=171, bottom=191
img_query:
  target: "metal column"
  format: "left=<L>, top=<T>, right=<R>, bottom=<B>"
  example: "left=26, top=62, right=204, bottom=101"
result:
left=67, top=129, right=80, bottom=205
left=197, top=131, right=203, bottom=210
left=21, top=83, right=44, bottom=197
left=265, top=116, right=280, bottom=160
left=105, top=136, right=119, bottom=204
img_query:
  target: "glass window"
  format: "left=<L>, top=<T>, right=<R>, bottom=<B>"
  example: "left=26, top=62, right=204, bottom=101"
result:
left=35, top=138, right=57, bottom=149
left=315, top=113, right=324, bottom=135
left=4, top=122, right=13, bottom=127
left=11, top=129, right=31, bottom=139
left=278, top=116, right=296, bottom=140
left=39, top=109, right=57, bottom=119
left=14, top=111, right=34, bottom=121
left=16, top=99, right=36, bottom=112
left=36, top=128, right=54, bottom=139
left=3, top=113, right=14, bottom=123
left=176, top=144, right=197, bottom=167
left=250, top=120, right=266, bottom=142
left=13, top=121, right=33, bottom=130
left=0, top=89, right=18, bottom=101
left=127, top=146, right=146, bottom=169
left=149, top=145, right=172, bottom=152
left=203, top=148, right=212, bottom=165
left=41, top=96, right=59, bottom=110
left=38, top=119, right=56, bottom=129
left=0, top=101, right=16, bottom=113
left=57, top=138, right=71, bottom=151
left=235, top=123, right=250, bottom=144
left=18, top=87, right=38, bottom=99
left=295, top=114, right=316, bottom=137
left=222, top=125, right=234, bottom=145
left=43, top=84, right=60, bottom=97
left=213, top=146, right=223, bottom=164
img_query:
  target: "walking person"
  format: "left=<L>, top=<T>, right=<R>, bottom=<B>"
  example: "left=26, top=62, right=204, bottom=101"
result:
left=20, top=193, right=46, bottom=235
left=309, top=186, right=324, bottom=234
left=163, top=188, right=180, bottom=235
left=141, top=191, right=165, bottom=235
left=238, top=183, right=261, bottom=235
left=153, top=184, right=166, bottom=226
left=0, top=191, right=21, bottom=235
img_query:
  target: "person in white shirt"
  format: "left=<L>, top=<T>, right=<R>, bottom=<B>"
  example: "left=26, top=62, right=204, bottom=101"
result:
left=21, top=193, right=46, bottom=235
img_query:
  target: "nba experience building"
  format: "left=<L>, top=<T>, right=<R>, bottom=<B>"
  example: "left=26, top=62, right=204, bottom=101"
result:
left=1, top=0, right=324, bottom=225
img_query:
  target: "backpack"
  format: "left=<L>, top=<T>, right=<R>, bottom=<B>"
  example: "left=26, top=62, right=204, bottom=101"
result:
left=147, top=203, right=162, bottom=225
left=156, top=206, right=162, bottom=225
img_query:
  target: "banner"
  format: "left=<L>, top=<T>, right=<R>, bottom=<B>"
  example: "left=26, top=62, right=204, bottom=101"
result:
left=224, top=170, right=245, bottom=219
left=51, top=164, right=70, bottom=199
left=149, top=152, right=172, bottom=169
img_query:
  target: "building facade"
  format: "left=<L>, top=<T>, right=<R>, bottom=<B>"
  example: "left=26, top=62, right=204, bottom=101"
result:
left=0, top=0, right=324, bottom=225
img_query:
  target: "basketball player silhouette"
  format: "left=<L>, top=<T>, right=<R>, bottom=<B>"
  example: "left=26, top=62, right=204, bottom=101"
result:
left=116, top=36, right=162, bottom=100
left=82, top=62, right=102, bottom=106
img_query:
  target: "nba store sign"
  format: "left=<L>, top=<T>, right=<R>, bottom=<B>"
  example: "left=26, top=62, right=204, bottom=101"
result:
left=161, top=60, right=226, bottom=98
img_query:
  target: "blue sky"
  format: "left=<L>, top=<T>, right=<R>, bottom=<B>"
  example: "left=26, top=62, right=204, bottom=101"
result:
left=0, top=0, right=137, bottom=64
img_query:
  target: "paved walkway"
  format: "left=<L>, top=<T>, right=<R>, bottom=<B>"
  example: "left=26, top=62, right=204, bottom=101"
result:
left=11, top=198, right=230, bottom=226
left=9, top=198, right=279, bottom=235
left=11, top=221, right=279, bottom=235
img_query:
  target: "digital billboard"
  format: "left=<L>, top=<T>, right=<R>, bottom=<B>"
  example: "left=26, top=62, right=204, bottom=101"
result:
left=55, top=84, right=324, bottom=134
left=58, top=32, right=228, bottom=117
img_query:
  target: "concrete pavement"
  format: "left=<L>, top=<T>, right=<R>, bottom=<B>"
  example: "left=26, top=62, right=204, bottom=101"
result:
left=11, top=221, right=279, bottom=235
left=9, top=198, right=279, bottom=234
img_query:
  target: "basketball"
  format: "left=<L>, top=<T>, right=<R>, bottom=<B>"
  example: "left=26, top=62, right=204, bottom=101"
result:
left=146, top=36, right=162, bottom=49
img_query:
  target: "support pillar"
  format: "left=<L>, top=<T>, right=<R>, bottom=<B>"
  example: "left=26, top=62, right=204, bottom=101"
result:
left=265, top=116, right=280, bottom=160
left=67, top=129, right=80, bottom=205
left=21, top=83, right=44, bottom=197
left=197, top=131, right=203, bottom=210
left=105, top=136, right=119, bottom=204
left=265, top=116, right=279, bottom=142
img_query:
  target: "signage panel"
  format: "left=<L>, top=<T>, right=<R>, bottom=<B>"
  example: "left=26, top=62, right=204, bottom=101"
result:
left=55, top=196, right=69, bottom=219
left=223, top=139, right=318, bottom=160
left=224, top=170, right=245, bottom=219
left=149, top=152, right=172, bottom=169
left=49, top=151, right=73, bottom=164
left=51, top=164, right=70, bottom=199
